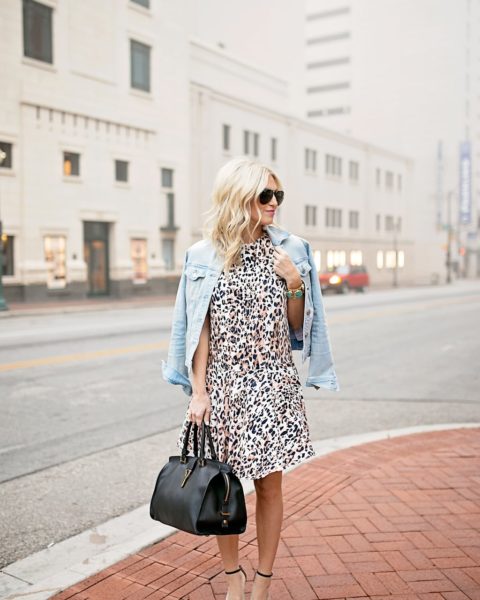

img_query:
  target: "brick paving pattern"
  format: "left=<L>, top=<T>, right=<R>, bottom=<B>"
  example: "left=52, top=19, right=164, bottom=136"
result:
left=52, top=428, right=480, bottom=599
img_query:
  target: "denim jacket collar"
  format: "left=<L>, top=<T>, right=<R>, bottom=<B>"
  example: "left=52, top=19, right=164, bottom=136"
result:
left=264, top=224, right=290, bottom=245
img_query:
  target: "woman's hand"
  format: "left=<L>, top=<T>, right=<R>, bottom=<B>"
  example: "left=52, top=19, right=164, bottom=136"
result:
left=273, top=246, right=302, bottom=288
left=187, top=391, right=212, bottom=427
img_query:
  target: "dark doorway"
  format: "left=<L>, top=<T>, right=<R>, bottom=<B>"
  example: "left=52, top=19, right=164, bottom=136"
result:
left=83, top=222, right=110, bottom=296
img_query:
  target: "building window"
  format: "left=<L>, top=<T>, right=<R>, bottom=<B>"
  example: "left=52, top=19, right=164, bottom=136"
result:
left=0, top=142, right=13, bottom=169
left=166, top=192, right=175, bottom=228
left=130, top=40, right=151, bottom=92
left=23, top=0, right=53, bottom=64
left=325, top=207, right=342, bottom=228
left=398, top=250, right=405, bottom=267
left=253, top=133, right=259, bottom=157
left=160, top=169, right=176, bottom=231
left=376, top=250, right=384, bottom=269
left=305, top=205, right=317, bottom=226
left=305, top=148, right=317, bottom=172
left=397, top=173, right=402, bottom=191
left=1, top=234, right=14, bottom=276
left=271, top=137, right=277, bottom=161
left=313, top=249, right=321, bottom=271
left=243, top=130, right=250, bottom=154
left=349, top=160, right=359, bottom=181
left=161, top=168, right=173, bottom=188
left=44, top=235, right=67, bottom=288
left=350, top=250, right=363, bottom=265
left=131, top=0, right=150, bottom=7
left=385, top=170, right=394, bottom=189
left=349, top=210, right=359, bottom=229
left=243, top=130, right=259, bottom=157
left=325, top=154, right=342, bottom=177
left=63, top=152, right=80, bottom=176
left=376, top=214, right=381, bottom=231
left=376, top=168, right=381, bottom=187
left=162, top=238, right=174, bottom=271
left=385, top=215, right=394, bottom=231
left=222, top=124, right=231, bottom=151
left=115, top=160, right=129, bottom=182
left=131, top=238, right=148, bottom=283
left=327, top=250, right=346, bottom=269
left=385, top=250, right=397, bottom=268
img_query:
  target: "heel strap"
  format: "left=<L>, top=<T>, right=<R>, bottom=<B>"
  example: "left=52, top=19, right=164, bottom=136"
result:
left=225, top=565, right=246, bottom=576
left=256, top=570, right=273, bottom=578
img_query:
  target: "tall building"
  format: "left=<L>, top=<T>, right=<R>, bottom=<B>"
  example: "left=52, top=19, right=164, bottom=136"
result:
left=0, top=0, right=417, bottom=302
left=0, top=0, right=191, bottom=300
left=304, top=0, right=479, bottom=280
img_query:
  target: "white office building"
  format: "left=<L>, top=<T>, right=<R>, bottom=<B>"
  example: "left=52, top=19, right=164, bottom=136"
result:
left=1, top=0, right=415, bottom=302
left=303, top=0, right=480, bottom=280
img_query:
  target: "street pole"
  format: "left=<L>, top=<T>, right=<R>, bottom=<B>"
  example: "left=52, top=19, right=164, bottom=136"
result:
left=446, top=191, right=452, bottom=284
left=0, top=148, right=9, bottom=310
left=392, top=217, right=398, bottom=287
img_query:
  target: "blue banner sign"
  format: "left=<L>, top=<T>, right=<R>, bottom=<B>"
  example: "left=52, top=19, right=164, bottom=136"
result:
left=459, top=141, right=472, bottom=225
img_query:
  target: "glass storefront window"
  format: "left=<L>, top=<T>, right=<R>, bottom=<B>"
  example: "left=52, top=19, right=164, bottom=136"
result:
left=162, top=238, right=174, bottom=271
left=131, top=238, right=147, bottom=283
left=44, top=236, right=67, bottom=288
left=385, top=250, right=397, bottom=268
left=376, top=250, right=384, bottom=269
left=1, top=234, right=14, bottom=276
left=313, top=250, right=321, bottom=272
left=350, top=250, right=363, bottom=265
left=327, top=250, right=346, bottom=270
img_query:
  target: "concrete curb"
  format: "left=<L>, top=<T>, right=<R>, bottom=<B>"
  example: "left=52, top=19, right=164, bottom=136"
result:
left=1, top=422, right=479, bottom=600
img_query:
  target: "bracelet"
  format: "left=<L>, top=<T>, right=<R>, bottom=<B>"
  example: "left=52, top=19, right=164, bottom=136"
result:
left=286, top=281, right=305, bottom=299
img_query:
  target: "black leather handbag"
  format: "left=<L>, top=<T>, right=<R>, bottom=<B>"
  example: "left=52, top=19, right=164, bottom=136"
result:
left=149, top=421, right=247, bottom=536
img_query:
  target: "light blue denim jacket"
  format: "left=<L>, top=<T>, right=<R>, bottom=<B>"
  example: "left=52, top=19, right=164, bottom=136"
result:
left=161, top=224, right=339, bottom=395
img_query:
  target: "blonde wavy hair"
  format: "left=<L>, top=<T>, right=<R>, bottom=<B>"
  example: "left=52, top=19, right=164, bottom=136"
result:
left=202, top=157, right=283, bottom=273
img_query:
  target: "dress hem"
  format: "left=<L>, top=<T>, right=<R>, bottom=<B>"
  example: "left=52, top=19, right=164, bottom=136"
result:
left=234, top=447, right=316, bottom=481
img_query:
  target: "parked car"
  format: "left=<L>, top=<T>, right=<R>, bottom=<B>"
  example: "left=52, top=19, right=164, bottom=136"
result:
left=319, top=265, right=369, bottom=294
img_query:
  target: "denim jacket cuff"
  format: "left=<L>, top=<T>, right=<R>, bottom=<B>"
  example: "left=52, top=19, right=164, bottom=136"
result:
left=305, top=370, right=340, bottom=392
left=161, top=359, right=192, bottom=396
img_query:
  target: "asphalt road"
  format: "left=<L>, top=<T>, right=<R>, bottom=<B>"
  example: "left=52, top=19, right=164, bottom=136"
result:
left=1, top=281, right=479, bottom=568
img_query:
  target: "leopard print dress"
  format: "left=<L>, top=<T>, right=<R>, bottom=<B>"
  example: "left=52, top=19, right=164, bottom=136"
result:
left=178, top=231, right=315, bottom=480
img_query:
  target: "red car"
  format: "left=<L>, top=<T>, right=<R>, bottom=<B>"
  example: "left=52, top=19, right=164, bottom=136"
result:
left=319, top=265, right=369, bottom=294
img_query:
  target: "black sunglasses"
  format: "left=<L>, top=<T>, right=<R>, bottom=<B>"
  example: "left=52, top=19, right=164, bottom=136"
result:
left=259, top=188, right=285, bottom=206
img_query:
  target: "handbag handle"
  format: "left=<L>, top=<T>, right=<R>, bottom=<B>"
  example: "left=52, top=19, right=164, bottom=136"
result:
left=180, top=421, right=199, bottom=463
left=180, top=421, right=217, bottom=465
left=199, top=422, right=218, bottom=465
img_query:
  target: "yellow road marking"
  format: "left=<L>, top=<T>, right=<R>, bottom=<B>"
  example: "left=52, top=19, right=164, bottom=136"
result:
left=1, top=294, right=478, bottom=373
left=0, top=341, right=169, bottom=373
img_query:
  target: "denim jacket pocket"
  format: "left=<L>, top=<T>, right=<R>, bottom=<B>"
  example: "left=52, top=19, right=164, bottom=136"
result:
left=185, top=264, right=208, bottom=299
left=295, top=258, right=312, bottom=278
left=185, top=265, right=209, bottom=280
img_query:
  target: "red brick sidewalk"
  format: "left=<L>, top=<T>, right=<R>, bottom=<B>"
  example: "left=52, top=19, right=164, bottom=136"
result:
left=52, top=429, right=480, bottom=600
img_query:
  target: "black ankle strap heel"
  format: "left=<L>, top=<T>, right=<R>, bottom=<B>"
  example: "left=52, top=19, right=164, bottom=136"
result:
left=225, top=565, right=246, bottom=577
left=256, top=570, right=273, bottom=578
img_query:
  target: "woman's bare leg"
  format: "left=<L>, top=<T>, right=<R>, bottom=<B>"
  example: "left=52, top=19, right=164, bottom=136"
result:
left=252, top=471, right=283, bottom=599
left=216, top=534, right=245, bottom=599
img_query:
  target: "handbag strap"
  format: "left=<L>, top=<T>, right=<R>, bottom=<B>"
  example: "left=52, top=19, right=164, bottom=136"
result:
left=181, top=422, right=199, bottom=462
left=199, top=422, right=218, bottom=463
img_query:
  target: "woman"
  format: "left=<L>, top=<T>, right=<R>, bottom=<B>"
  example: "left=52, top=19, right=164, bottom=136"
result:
left=162, top=157, right=339, bottom=599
